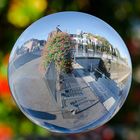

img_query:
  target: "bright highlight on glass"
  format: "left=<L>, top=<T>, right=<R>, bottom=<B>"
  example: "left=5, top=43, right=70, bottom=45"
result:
left=8, top=12, right=132, bottom=133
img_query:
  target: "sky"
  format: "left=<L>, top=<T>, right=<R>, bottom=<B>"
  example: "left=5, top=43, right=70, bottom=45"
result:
left=10, top=11, right=132, bottom=67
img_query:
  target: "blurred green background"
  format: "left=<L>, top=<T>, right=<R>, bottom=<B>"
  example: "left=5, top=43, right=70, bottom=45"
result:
left=0, top=0, right=140, bottom=140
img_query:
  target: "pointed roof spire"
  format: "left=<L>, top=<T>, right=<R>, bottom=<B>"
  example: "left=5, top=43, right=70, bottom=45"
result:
left=56, top=25, right=62, bottom=32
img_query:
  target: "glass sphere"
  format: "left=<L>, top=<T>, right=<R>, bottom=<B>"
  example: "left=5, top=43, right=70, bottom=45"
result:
left=8, top=12, right=132, bottom=133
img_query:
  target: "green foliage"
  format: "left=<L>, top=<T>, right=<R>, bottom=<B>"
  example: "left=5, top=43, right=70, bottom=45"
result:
left=87, top=33, right=120, bottom=56
left=42, top=31, right=73, bottom=73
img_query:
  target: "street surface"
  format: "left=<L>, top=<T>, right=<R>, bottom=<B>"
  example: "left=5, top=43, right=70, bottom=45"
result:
left=8, top=50, right=131, bottom=130
left=9, top=57, right=109, bottom=130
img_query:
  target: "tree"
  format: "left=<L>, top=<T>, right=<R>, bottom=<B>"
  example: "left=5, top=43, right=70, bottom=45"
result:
left=87, top=33, right=113, bottom=54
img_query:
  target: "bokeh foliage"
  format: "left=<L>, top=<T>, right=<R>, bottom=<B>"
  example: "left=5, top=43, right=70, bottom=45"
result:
left=0, top=0, right=140, bottom=139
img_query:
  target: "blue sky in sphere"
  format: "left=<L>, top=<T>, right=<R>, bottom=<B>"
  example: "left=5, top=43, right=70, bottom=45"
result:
left=10, top=12, right=132, bottom=67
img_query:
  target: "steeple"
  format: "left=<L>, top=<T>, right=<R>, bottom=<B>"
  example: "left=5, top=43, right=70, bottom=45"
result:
left=56, top=25, right=62, bottom=32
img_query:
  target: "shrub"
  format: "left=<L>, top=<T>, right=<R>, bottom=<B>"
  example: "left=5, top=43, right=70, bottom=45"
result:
left=41, top=31, right=73, bottom=73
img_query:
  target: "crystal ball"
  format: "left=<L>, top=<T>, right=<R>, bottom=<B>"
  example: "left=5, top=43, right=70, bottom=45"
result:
left=8, top=12, right=132, bottom=133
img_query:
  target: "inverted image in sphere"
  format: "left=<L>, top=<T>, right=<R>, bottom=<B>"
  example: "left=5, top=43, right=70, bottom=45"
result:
left=8, top=12, right=132, bottom=133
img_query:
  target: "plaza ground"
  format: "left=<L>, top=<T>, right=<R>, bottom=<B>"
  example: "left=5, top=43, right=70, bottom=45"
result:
left=9, top=51, right=131, bottom=130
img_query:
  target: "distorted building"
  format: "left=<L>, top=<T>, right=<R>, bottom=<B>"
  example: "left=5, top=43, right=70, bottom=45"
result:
left=16, top=39, right=46, bottom=55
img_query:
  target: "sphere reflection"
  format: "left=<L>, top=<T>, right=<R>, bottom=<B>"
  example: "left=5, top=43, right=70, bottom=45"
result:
left=8, top=12, right=132, bottom=133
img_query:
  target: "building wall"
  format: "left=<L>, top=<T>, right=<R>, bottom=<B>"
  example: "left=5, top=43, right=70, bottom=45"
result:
left=45, top=62, right=57, bottom=101
left=75, top=57, right=101, bottom=71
